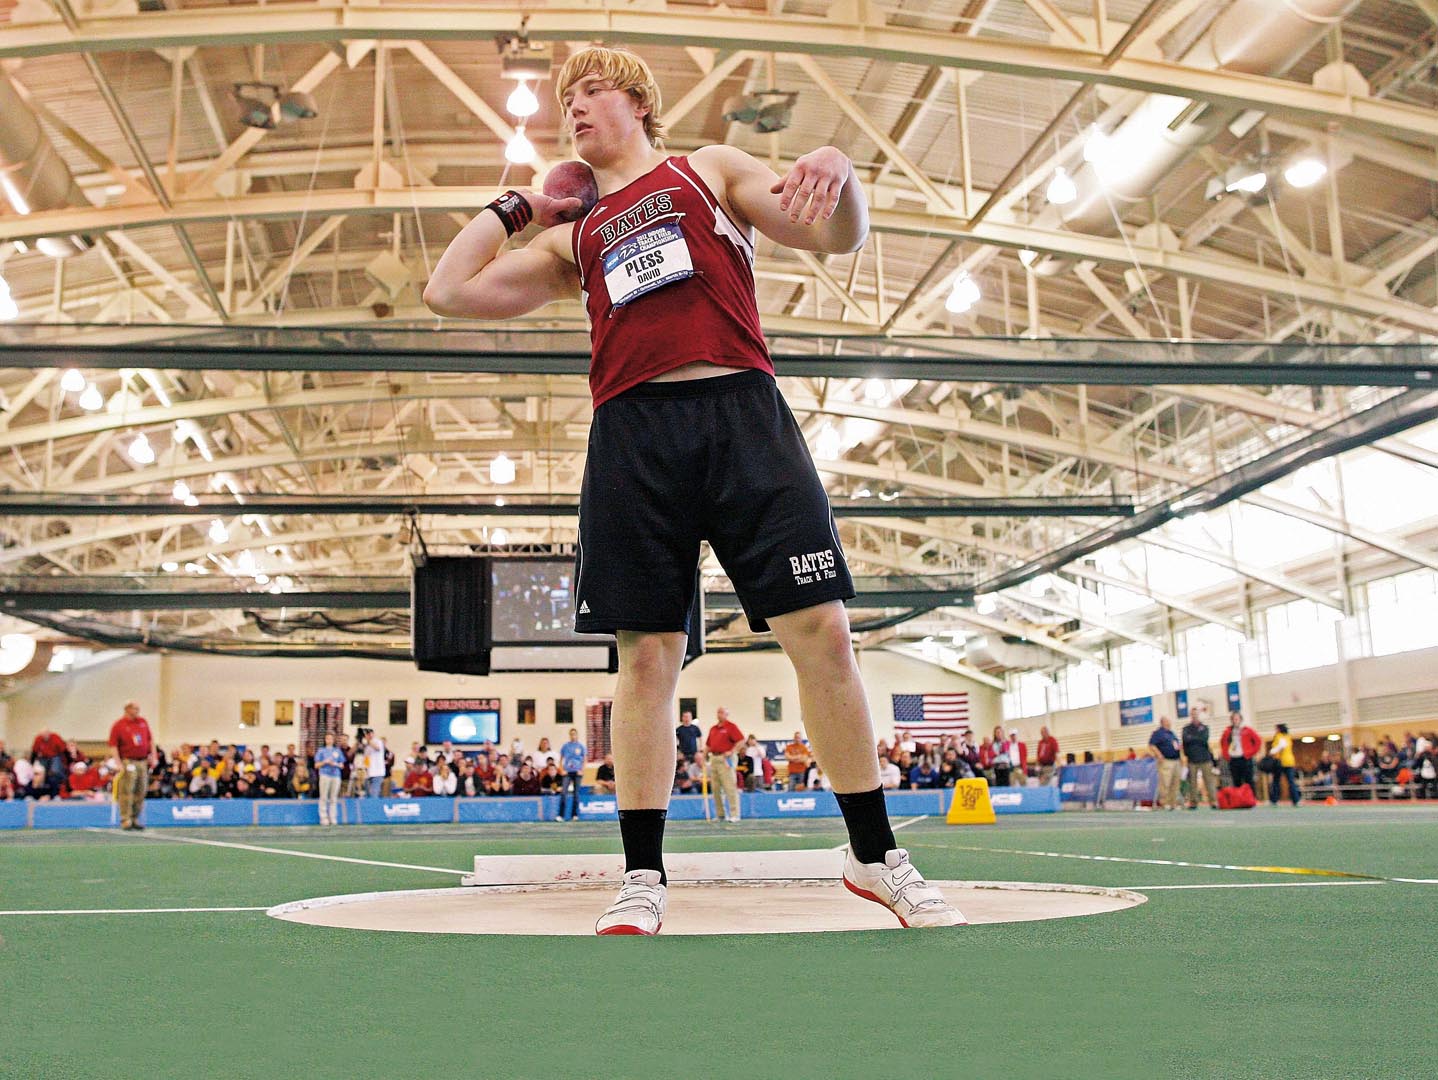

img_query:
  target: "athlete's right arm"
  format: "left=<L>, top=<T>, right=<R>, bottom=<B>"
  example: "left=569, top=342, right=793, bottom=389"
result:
left=423, top=194, right=580, bottom=320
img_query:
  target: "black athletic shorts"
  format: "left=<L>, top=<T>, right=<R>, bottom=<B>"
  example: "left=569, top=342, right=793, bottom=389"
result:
left=574, top=368, right=854, bottom=635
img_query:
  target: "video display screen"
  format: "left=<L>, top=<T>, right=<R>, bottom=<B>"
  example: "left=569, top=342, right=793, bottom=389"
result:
left=423, top=698, right=500, bottom=745
left=490, top=560, right=590, bottom=643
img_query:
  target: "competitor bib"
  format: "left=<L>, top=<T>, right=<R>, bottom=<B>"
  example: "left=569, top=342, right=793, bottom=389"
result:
left=602, top=221, right=694, bottom=308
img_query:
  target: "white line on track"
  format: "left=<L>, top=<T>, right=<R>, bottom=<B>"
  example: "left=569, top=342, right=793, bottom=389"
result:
left=905, top=840, right=1368, bottom=878
left=1130, top=881, right=1386, bottom=891
left=85, top=827, right=467, bottom=876
left=0, top=906, right=268, bottom=916
left=828, top=815, right=926, bottom=852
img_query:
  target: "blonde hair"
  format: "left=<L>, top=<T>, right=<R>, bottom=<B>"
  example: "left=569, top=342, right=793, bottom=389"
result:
left=555, top=45, right=666, bottom=147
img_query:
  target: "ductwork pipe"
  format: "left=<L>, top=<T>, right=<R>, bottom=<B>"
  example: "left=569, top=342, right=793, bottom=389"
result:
left=1031, top=0, right=1361, bottom=274
left=0, top=75, right=94, bottom=258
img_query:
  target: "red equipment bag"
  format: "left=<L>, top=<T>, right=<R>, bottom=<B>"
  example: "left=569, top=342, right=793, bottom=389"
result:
left=1217, top=783, right=1257, bottom=810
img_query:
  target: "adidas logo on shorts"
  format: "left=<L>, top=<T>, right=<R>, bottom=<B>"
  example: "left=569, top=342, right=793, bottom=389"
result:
left=579, top=601, right=591, bottom=614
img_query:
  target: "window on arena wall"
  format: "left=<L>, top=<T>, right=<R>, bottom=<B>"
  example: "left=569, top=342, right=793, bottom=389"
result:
left=1115, top=643, right=1165, bottom=699
left=1002, top=671, right=1052, bottom=720
left=1365, top=569, right=1438, bottom=657
left=1058, top=661, right=1103, bottom=710
left=1180, top=623, right=1245, bottom=687
left=1022, top=671, right=1052, bottom=717
left=1261, top=598, right=1343, bottom=675
left=1001, top=689, right=1021, bottom=720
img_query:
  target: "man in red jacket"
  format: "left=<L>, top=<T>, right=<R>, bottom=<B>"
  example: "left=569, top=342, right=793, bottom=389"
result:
left=1035, top=726, right=1060, bottom=785
left=705, top=708, right=744, bottom=823
left=109, top=701, right=153, bottom=830
left=31, top=728, right=68, bottom=800
left=1220, top=711, right=1262, bottom=791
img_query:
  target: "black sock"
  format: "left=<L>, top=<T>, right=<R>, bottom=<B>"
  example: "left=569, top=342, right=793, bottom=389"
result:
left=835, top=787, right=896, bottom=865
left=618, top=809, right=668, bottom=885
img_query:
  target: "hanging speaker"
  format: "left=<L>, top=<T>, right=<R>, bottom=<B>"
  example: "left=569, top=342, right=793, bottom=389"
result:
left=412, top=556, right=490, bottom=675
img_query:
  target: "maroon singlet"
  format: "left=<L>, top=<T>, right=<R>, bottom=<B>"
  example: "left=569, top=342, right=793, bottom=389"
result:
left=570, top=155, right=774, bottom=407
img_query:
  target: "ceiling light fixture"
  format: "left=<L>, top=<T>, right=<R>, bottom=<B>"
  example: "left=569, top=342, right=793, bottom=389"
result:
left=497, top=29, right=554, bottom=82
left=505, top=129, right=535, bottom=165
left=78, top=384, right=104, bottom=411
left=0, top=633, right=37, bottom=676
left=721, top=90, right=799, bottom=134
left=1082, top=126, right=1113, bottom=167
left=127, top=433, right=156, bottom=465
left=506, top=80, right=539, bottom=118
left=61, top=369, right=87, bottom=393
left=490, top=452, right=516, bottom=485
left=1226, top=170, right=1267, bottom=194
left=1283, top=157, right=1327, bottom=189
left=1045, top=167, right=1077, bottom=206
left=945, top=272, right=981, bottom=314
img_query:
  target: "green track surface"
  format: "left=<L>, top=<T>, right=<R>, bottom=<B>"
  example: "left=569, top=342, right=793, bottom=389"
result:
left=3, top=806, right=1436, bottom=1079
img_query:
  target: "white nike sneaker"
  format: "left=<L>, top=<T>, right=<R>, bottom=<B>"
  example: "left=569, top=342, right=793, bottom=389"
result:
left=594, top=869, right=667, bottom=936
left=842, top=847, right=967, bottom=928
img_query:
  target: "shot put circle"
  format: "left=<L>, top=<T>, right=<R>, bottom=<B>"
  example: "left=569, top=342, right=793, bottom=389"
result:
left=268, top=880, right=1145, bottom=936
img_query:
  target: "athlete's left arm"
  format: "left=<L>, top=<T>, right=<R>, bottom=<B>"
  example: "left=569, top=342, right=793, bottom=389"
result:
left=695, top=144, right=868, bottom=254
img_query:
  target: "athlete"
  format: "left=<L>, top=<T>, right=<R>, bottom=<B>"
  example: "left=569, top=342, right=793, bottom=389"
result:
left=425, top=45, right=963, bottom=934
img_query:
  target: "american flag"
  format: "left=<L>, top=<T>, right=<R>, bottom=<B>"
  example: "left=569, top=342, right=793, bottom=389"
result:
left=892, top=693, right=971, bottom=738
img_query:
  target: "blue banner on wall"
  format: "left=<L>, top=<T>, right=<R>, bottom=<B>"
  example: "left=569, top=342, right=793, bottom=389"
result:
left=144, top=799, right=254, bottom=828
left=20, top=787, right=1073, bottom=831
left=666, top=796, right=710, bottom=821
left=883, top=791, right=946, bottom=816
left=1058, top=763, right=1106, bottom=804
left=987, top=786, right=1062, bottom=814
left=256, top=801, right=322, bottom=827
left=1227, top=681, right=1242, bottom=712
left=32, top=802, right=116, bottom=829
left=1105, top=759, right=1159, bottom=804
left=352, top=797, right=454, bottom=825
left=1119, top=696, right=1154, bottom=726
left=1175, top=689, right=1189, bottom=719
left=578, top=796, right=618, bottom=820
left=456, top=797, right=547, bottom=823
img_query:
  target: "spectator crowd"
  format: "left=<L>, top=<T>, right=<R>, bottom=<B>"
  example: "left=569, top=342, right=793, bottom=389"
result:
left=0, top=726, right=612, bottom=807
left=4, top=708, right=1433, bottom=812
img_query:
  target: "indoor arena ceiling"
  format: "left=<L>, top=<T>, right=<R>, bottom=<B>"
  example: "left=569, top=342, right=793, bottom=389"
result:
left=1, top=0, right=1437, bottom=679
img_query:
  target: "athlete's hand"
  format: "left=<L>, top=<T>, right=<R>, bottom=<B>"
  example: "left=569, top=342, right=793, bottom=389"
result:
left=521, top=189, right=587, bottom=228
left=770, top=146, right=851, bottom=226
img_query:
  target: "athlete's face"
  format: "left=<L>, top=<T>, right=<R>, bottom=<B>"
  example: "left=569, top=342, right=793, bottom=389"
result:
left=563, top=72, right=647, bottom=155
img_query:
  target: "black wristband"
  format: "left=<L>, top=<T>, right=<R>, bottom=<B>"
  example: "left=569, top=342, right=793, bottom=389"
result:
left=486, top=189, right=533, bottom=237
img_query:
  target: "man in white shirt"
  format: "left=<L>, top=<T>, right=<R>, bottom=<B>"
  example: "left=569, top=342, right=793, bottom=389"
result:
left=744, top=736, right=767, bottom=792
left=878, top=755, right=901, bottom=790
left=365, top=733, right=388, bottom=797
left=12, top=756, right=34, bottom=797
